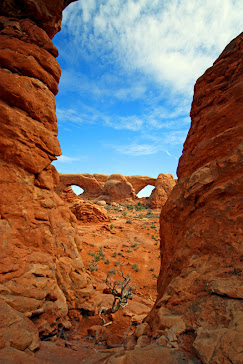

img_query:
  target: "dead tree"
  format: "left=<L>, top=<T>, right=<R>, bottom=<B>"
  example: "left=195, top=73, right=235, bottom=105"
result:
left=105, top=263, right=135, bottom=313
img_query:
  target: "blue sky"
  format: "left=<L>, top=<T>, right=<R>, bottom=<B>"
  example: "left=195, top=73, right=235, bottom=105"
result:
left=52, top=0, right=242, bottom=195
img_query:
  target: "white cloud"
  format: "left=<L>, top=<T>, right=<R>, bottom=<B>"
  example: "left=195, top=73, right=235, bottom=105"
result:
left=56, top=155, right=80, bottom=162
left=62, top=0, right=243, bottom=94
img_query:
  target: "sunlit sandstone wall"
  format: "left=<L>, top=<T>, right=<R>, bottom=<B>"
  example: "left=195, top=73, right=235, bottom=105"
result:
left=147, top=33, right=243, bottom=363
left=0, top=0, right=92, bottom=340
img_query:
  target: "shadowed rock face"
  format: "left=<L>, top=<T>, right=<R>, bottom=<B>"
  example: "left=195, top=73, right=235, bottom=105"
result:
left=147, top=33, right=243, bottom=363
left=0, top=0, right=92, bottom=343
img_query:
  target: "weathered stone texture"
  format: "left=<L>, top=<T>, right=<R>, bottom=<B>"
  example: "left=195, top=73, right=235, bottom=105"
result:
left=147, top=33, right=243, bottom=363
left=0, top=0, right=90, bottom=346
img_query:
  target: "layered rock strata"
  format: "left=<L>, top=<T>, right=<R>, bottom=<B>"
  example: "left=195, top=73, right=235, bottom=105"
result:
left=0, top=0, right=92, bottom=346
left=147, top=33, right=243, bottom=363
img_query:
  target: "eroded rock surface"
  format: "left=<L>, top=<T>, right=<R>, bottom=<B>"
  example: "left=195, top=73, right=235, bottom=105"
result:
left=61, top=186, right=109, bottom=223
left=147, top=33, right=243, bottom=363
left=56, top=173, right=175, bottom=206
left=148, top=173, right=176, bottom=209
left=0, top=0, right=91, bottom=349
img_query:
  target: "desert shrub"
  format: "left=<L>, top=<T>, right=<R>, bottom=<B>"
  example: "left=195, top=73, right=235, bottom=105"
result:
left=131, top=243, right=138, bottom=248
left=132, top=264, right=139, bottom=272
left=126, top=220, right=132, bottom=224
left=105, top=259, right=110, bottom=265
left=113, top=252, right=117, bottom=257
left=150, top=267, right=154, bottom=272
left=125, top=248, right=133, bottom=253
left=118, top=252, right=123, bottom=256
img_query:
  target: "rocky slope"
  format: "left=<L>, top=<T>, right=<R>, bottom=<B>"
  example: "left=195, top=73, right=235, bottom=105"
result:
left=146, top=32, right=243, bottom=363
left=0, top=0, right=92, bottom=348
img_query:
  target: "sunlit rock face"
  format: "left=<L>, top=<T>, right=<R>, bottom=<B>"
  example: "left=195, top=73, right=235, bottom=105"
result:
left=147, top=33, right=243, bottom=363
left=148, top=173, right=176, bottom=209
left=0, top=0, right=91, bottom=341
left=56, top=172, right=176, bottom=206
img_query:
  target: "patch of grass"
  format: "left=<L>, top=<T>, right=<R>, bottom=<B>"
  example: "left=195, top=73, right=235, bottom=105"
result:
left=105, top=259, right=110, bottom=265
left=118, top=252, right=123, bottom=256
left=126, top=220, right=132, bottom=224
left=151, top=224, right=156, bottom=229
left=113, top=252, right=117, bottom=257
left=132, top=264, right=139, bottom=272
left=125, top=248, right=133, bottom=253
left=131, top=243, right=138, bottom=248
left=150, top=267, right=154, bottom=272
left=154, top=273, right=158, bottom=278
left=110, top=224, right=114, bottom=230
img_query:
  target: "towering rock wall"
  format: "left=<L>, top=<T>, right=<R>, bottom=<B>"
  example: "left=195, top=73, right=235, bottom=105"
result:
left=0, top=0, right=92, bottom=344
left=147, top=33, right=243, bottom=363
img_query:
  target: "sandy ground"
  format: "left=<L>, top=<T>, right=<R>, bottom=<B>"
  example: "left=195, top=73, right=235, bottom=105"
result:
left=71, top=202, right=161, bottom=341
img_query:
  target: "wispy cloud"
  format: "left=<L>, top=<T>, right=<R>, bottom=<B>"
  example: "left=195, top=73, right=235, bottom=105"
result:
left=62, top=0, right=242, bottom=94
left=109, top=128, right=187, bottom=157
left=56, top=155, right=80, bottom=162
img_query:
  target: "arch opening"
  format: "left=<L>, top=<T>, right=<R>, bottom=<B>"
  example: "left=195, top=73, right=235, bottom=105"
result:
left=137, top=185, right=155, bottom=198
left=71, top=185, right=84, bottom=196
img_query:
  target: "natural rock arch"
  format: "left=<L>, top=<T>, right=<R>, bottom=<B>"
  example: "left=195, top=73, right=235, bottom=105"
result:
left=55, top=173, right=106, bottom=197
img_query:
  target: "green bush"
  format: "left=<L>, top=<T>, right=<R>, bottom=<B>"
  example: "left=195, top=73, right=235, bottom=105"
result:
left=132, top=264, right=139, bottom=272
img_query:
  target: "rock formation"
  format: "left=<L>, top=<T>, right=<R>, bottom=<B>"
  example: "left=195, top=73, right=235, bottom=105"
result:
left=56, top=173, right=107, bottom=198
left=102, top=174, right=136, bottom=203
left=146, top=32, right=243, bottom=363
left=0, top=0, right=92, bottom=347
left=148, top=173, right=176, bottom=209
left=61, top=186, right=109, bottom=223
left=0, top=0, right=242, bottom=362
left=56, top=172, right=175, bottom=206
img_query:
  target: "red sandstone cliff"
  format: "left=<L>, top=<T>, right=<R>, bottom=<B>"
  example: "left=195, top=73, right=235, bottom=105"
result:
left=147, top=33, right=243, bottom=363
left=0, top=0, right=92, bottom=349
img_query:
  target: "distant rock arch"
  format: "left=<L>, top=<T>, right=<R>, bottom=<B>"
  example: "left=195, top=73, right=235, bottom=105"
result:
left=56, top=172, right=175, bottom=207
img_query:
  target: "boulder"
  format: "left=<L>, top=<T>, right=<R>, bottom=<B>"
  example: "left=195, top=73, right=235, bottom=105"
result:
left=148, top=173, right=176, bottom=209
